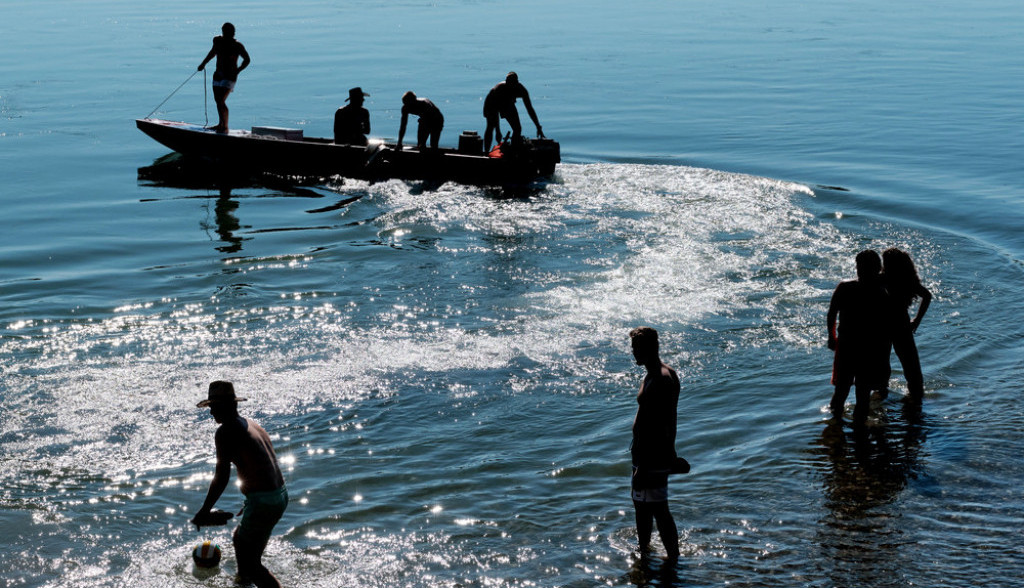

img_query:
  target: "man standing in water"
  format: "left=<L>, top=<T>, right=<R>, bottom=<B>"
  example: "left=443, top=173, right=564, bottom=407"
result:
left=192, top=381, right=287, bottom=588
left=197, top=23, right=250, bottom=133
left=482, top=71, right=544, bottom=152
left=827, top=249, right=891, bottom=426
left=628, top=326, right=680, bottom=560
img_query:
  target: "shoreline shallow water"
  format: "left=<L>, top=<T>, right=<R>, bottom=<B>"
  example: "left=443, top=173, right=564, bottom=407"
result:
left=3, top=1, right=1024, bottom=587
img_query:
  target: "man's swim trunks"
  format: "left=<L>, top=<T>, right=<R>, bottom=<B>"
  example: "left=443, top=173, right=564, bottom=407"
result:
left=238, top=486, right=288, bottom=546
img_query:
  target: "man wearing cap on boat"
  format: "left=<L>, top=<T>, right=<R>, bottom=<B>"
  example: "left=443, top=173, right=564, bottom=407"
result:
left=192, top=381, right=287, bottom=588
left=483, top=71, right=544, bottom=152
left=334, top=87, right=371, bottom=146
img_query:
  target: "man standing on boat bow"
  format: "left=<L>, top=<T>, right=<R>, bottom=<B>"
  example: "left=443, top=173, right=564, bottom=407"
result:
left=198, top=22, right=250, bottom=133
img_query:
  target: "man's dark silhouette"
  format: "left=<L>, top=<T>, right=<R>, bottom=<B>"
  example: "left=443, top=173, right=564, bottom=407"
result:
left=483, top=72, right=544, bottom=151
left=629, top=326, right=680, bottom=560
left=197, top=23, right=250, bottom=133
left=192, top=381, right=287, bottom=588
left=334, top=87, right=370, bottom=146
left=397, top=91, right=444, bottom=150
left=827, top=250, right=891, bottom=426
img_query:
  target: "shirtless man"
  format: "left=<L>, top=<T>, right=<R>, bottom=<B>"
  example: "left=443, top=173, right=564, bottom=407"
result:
left=192, top=381, right=287, bottom=588
left=827, top=250, right=891, bottom=426
left=197, top=23, right=251, bottom=132
left=483, top=72, right=544, bottom=151
left=628, top=327, right=680, bottom=560
left=397, top=91, right=444, bottom=150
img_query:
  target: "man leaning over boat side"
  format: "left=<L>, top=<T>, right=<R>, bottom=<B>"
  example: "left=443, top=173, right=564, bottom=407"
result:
left=483, top=71, right=544, bottom=152
left=198, top=22, right=251, bottom=133
left=334, top=87, right=371, bottom=146
left=397, top=91, right=444, bottom=151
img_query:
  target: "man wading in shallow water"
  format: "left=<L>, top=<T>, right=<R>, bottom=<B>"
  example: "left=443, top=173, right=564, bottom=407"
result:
left=197, top=22, right=250, bottom=133
left=628, top=326, right=681, bottom=560
left=192, top=381, right=287, bottom=588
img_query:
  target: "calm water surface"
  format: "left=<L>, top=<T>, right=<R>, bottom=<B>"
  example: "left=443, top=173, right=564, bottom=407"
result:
left=2, top=1, right=1023, bottom=587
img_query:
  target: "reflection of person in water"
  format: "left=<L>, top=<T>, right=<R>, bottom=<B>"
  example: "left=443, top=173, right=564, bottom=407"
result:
left=214, top=190, right=243, bottom=253
left=197, top=23, right=251, bottom=133
left=827, top=250, right=891, bottom=426
left=483, top=72, right=544, bottom=151
left=881, top=248, right=932, bottom=403
left=397, top=91, right=444, bottom=150
left=334, top=87, right=370, bottom=146
left=628, top=326, right=680, bottom=560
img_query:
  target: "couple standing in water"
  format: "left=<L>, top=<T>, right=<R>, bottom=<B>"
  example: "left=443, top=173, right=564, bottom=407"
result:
left=827, top=248, right=933, bottom=426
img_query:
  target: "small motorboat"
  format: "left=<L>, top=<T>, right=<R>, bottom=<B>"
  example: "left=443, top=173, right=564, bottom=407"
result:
left=135, top=118, right=560, bottom=186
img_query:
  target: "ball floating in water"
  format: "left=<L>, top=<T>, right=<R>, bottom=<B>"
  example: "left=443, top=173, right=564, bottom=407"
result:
left=192, top=540, right=222, bottom=568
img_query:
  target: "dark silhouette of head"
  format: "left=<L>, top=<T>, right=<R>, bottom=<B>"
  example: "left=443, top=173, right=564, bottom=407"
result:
left=402, top=91, right=417, bottom=106
left=855, top=249, right=882, bottom=281
left=882, top=247, right=923, bottom=303
left=347, top=87, right=367, bottom=106
left=506, top=71, right=519, bottom=86
left=629, top=326, right=660, bottom=366
left=222, top=23, right=235, bottom=38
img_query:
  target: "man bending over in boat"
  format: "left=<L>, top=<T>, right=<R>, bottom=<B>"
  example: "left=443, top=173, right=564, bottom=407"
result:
left=483, top=71, right=544, bottom=152
left=192, top=381, right=288, bottom=588
left=334, top=87, right=371, bottom=146
left=397, top=91, right=444, bottom=150
left=198, top=23, right=250, bottom=133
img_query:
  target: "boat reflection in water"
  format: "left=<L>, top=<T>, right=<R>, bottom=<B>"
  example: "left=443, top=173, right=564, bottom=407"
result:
left=137, top=153, right=363, bottom=254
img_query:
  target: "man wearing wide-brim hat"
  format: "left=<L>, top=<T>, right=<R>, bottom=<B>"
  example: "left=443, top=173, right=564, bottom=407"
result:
left=334, top=86, right=371, bottom=146
left=192, top=381, right=288, bottom=588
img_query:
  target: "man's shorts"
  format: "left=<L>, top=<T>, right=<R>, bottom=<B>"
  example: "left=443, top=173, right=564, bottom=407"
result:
left=631, top=466, right=669, bottom=502
left=631, top=486, right=668, bottom=503
left=212, top=73, right=236, bottom=91
left=238, top=486, right=288, bottom=546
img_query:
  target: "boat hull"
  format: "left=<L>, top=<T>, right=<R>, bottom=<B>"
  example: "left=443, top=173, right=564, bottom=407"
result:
left=135, top=119, right=560, bottom=186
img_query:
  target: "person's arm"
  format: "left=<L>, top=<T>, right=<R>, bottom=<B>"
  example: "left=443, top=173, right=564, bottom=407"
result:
left=198, top=44, right=216, bottom=71
left=826, top=286, right=841, bottom=350
left=910, top=285, right=932, bottom=333
left=520, top=90, right=543, bottom=137
left=361, top=109, right=370, bottom=134
left=397, top=109, right=408, bottom=148
left=237, top=43, right=251, bottom=75
left=192, top=429, right=232, bottom=526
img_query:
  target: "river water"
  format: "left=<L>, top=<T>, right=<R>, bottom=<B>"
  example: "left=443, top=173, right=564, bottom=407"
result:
left=2, top=1, right=1023, bottom=586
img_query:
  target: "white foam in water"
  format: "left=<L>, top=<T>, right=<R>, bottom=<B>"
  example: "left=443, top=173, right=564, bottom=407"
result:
left=3, top=162, right=1022, bottom=587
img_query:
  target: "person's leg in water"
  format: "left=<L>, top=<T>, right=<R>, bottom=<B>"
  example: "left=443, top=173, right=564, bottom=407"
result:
left=851, top=381, right=871, bottom=427
left=893, top=332, right=924, bottom=401
left=634, top=500, right=679, bottom=558
left=633, top=499, right=654, bottom=552
left=650, top=501, right=680, bottom=559
left=233, top=529, right=281, bottom=588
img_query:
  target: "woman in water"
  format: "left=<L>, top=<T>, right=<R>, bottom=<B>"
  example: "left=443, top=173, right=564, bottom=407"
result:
left=882, top=248, right=932, bottom=402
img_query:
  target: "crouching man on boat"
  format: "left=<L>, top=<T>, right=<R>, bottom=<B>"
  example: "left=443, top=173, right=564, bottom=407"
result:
left=197, top=23, right=250, bottom=133
left=192, top=381, right=288, bottom=588
left=483, top=71, right=544, bottom=152
left=334, top=86, right=371, bottom=146
left=397, top=91, right=444, bottom=150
